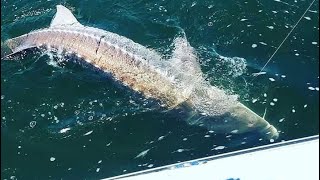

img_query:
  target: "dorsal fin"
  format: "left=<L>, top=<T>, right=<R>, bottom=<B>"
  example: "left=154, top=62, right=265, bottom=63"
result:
left=50, top=5, right=82, bottom=28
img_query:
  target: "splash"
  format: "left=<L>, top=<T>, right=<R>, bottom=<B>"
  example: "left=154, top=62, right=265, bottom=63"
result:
left=166, top=35, right=240, bottom=116
left=199, top=46, right=247, bottom=78
left=41, top=46, right=69, bottom=68
left=216, top=55, right=247, bottom=77
left=190, top=84, right=239, bottom=116
left=165, top=33, right=205, bottom=101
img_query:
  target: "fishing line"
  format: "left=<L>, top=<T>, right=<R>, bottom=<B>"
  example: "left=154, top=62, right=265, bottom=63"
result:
left=252, top=0, right=317, bottom=81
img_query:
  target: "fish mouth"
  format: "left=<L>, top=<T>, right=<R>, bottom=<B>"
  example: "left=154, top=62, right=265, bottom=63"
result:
left=259, top=124, right=279, bottom=140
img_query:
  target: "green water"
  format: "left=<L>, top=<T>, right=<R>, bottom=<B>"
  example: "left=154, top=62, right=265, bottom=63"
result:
left=1, top=0, right=319, bottom=179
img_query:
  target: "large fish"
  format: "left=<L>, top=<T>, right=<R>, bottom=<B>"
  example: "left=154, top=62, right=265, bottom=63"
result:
left=1, top=5, right=279, bottom=140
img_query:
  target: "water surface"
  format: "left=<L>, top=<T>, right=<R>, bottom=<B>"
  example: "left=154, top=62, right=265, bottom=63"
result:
left=1, top=0, right=319, bottom=179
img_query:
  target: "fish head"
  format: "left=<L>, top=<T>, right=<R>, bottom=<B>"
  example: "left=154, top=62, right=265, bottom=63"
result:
left=184, top=102, right=279, bottom=140
left=224, top=103, right=279, bottom=140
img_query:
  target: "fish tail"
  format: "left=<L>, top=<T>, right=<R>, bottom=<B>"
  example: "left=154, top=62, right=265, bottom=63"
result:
left=1, top=40, right=14, bottom=59
left=1, top=36, right=35, bottom=60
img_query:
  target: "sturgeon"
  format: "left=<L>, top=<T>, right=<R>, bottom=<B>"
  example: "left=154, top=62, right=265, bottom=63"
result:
left=1, top=5, right=279, bottom=140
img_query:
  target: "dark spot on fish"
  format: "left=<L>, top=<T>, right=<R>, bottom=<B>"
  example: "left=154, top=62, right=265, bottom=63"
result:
left=95, top=35, right=105, bottom=54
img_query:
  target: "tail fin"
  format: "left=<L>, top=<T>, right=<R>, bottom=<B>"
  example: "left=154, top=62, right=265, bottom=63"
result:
left=1, top=35, right=38, bottom=60
left=2, top=5, right=80, bottom=60
left=1, top=41, right=14, bottom=59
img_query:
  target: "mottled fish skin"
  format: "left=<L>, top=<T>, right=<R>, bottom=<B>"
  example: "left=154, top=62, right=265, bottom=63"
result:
left=2, top=5, right=279, bottom=140
left=4, top=26, right=189, bottom=108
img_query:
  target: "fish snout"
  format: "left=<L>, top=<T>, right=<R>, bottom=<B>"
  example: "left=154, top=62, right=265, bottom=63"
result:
left=259, top=124, right=279, bottom=140
left=228, top=102, right=279, bottom=140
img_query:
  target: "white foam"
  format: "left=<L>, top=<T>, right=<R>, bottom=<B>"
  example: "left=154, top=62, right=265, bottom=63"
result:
left=176, top=149, right=185, bottom=153
left=269, top=78, right=276, bottom=82
left=158, top=136, right=165, bottom=141
left=213, top=146, right=226, bottom=150
left=231, top=130, right=239, bottom=133
left=29, top=121, right=36, bottom=128
left=135, top=149, right=150, bottom=158
left=252, top=72, right=266, bottom=76
left=259, top=42, right=267, bottom=45
left=83, top=130, right=93, bottom=136
left=267, top=26, right=274, bottom=29
left=308, top=87, right=316, bottom=91
left=304, top=17, right=311, bottom=20
left=59, top=128, right=71, bottom=133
